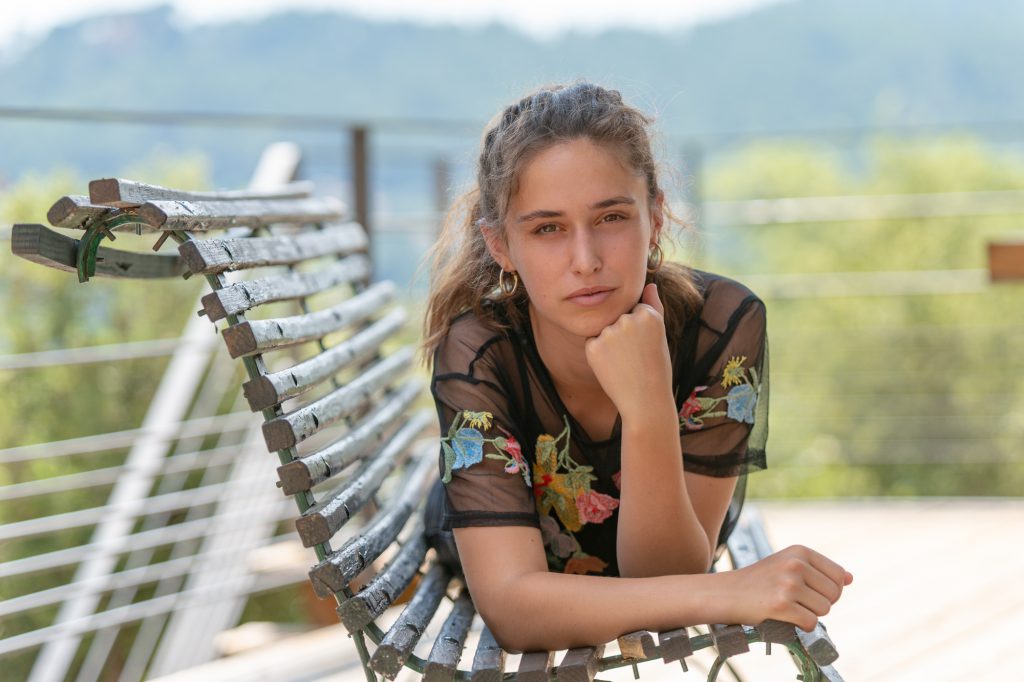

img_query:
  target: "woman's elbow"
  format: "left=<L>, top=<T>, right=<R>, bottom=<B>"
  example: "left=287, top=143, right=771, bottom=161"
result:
left=477, top=596, right=571, bottom=653
left=478, top=609, right=532, bottom=653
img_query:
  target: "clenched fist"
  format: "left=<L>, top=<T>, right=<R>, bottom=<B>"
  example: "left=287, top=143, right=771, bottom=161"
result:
left=584, top=283, right=675, bottom=425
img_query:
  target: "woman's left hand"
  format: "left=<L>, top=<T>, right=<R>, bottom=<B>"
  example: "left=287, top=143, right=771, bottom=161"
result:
left=584, top=283, right=675, bottom=423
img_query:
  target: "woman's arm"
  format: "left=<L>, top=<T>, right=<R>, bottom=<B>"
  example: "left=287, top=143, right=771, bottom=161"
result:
left=587, top=283, right=731, bottom=576
left=454, top=524, right=852, bottom=653
left=616, top=402, right=720, bottom=575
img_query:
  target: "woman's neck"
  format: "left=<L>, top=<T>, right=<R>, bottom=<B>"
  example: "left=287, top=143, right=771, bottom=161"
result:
left=528, top=305, right=603, bottom=399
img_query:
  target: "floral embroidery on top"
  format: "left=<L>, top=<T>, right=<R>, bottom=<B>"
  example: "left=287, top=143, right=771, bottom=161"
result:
left=532, top=418, right=619, bottom=575
left=680, top=355, right=761, bottom=431
left=440, top=410, right=531, bottom=487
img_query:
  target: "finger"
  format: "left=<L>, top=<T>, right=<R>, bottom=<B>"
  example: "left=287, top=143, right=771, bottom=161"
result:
left=794, top=586, right=832, bottom=620
left=640, top=282, right=665, bottom=316
left=803, top=564, right=844, bottom=604
left=805, top=551, right=850, bottom=591
left=785, top=604, right=820, bottom=634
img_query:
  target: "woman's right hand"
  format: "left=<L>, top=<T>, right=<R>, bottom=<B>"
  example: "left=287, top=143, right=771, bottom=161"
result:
left=722, top=545, right=853, bottom=632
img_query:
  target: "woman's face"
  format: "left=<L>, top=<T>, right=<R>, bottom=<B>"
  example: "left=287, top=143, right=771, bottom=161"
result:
left=485, top=137, right=663, bottom=344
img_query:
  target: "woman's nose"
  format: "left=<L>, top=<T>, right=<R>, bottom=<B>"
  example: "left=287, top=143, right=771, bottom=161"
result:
left=570, top=228, right=602, bottom=275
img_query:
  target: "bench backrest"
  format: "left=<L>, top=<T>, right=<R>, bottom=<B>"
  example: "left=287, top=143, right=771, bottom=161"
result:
left=8, top=165, right=842, bottom=682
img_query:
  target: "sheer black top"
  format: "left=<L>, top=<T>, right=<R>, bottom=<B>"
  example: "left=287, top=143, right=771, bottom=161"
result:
left=431, top=270, right=768, bottom=577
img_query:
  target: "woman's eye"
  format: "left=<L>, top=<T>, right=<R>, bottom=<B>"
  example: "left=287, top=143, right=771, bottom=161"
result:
left=535, top=224, right=559, bottom=234
left=602, top=213, right=626, bottom=223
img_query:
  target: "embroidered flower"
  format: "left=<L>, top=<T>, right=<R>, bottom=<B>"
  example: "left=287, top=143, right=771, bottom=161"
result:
left=539, top=515, right=576, bottom=559
left=463, top=410, right=493, bottom=430
left=576, top=490, right=620, bottom=524
left=612, top=470, right=622, bottom=490
left=679, top=386, right=709, bottom=430
left=725, top=383, right=757, bottom=424
left=720, top=356, right=748, bottom=389
left=497, top=431, right=526, bottom=475
left=679, top=357, right=762, bottom=432
left=534, top=433, right=558, bottom=473
left=441, top=411, right=531, bottom=486
left=565, top=553, right=608, bottom=575
left=541, top=473, right=584, bottom=532
left=451, top=428, right=484, bottom=469
left=533, top=473, right=553, bottom=501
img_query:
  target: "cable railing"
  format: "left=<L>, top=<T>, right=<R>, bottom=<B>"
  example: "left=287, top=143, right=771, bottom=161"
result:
left=0, top=527, right=299, bottom=619
left=0, top=443, right=242, bottom=502
left=0, top=412, right=256, bottom=464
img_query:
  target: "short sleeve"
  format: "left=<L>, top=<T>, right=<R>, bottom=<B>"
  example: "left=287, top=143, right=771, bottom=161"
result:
left=431, top=317, right=540, bottom=530
left=679, top=298, right=769, bottom=477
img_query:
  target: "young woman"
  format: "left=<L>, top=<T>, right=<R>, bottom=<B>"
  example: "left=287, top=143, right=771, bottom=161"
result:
left=421, top=82, right=851, bottom=653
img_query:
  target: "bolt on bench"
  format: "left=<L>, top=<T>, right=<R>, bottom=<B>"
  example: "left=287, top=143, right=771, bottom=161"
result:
left=9, top=156, right=843, bottom=682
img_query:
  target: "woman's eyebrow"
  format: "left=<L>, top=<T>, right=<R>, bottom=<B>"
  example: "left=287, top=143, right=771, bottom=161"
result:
left=516, top=196, right=636, bottom=223
left=516, top=209, right=562, bottom=223
left=591, top=196, right=636, bottom=210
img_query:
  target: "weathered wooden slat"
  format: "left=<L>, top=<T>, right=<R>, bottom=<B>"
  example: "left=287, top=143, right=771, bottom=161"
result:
left=11, top=224, right=187, bottom=279
left=179, top=222, right=367, bottom=275
left=369, top=562, right=452, bottom=680
left=308, top=450, right=436, bottom=598
left=617, top=631, right=656, bottom=660
left=819, top=663, right=846, bottom=682
left=557, top=645, right=604, bottom=682
left=657, top=628, right=693, bottom=664
left=261, top=347, right=414, bottom=452
left=517, top=651, right=554, bottom=682
left=756, top=619, right=797, bottom=645
left=797, top=623, right=839, bottom=667
left=471, top=626, right=505, bottom=682
left=294, top=411, right=431, bottom=547
left=424, top=590, right=476, bottom=682
left=200, top=254, right=369, bottom=321
left=335, top=524, right=427, bottom=632
left=278, top=388, right=425, bottom=495
left=89, top=178, right=313, bottom=207
left=46, top=196, right=115, bottom=229
left=243, top=308, right=404, bottom=411
left=137, top=196, right=344, bottom=231
left=710, top=623, right=749, bottom=657
left=223, top=282, right=397, bottom=359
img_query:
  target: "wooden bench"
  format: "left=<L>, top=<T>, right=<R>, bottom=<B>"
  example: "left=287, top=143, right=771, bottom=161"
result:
left=10, top=158, right=843, bottom=682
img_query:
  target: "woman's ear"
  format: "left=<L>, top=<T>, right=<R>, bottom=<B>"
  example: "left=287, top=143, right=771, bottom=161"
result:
left=481, top=225, right=514, bottom=272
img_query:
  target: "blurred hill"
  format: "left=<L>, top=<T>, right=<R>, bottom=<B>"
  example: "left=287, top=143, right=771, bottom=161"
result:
left=0, top=0, right=1020, bottom=181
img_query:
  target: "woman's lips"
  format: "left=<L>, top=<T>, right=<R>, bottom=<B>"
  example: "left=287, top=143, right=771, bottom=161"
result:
left=567, top=287, right=614, bottom=306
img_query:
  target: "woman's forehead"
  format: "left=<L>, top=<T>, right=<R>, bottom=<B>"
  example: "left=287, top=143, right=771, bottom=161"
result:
left=510, top=139, right=645, bottom=210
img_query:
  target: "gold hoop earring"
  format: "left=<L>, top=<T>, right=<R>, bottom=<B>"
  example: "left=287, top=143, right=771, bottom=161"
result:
left=498, top=269, right=519, bottom=296
left=647, top=242, right=664, bottom=274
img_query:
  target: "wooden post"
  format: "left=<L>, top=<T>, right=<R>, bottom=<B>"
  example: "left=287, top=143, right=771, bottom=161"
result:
left=350, top=126, right=371, bottom=279
left=988, top=239, right=1024, bottom=281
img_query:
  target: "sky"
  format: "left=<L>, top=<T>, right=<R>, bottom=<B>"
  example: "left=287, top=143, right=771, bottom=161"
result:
left=0, top=0, right=785, bottom=47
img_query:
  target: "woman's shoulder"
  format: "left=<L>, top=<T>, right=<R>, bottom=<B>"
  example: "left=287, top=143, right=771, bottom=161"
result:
left=433, top=306, right=515, bottom=377
left=690, top=269, right=765, bottom=334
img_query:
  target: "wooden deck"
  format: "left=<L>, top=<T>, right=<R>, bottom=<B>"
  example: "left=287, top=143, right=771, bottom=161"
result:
left=151, top=499, right=1024, bottom=682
